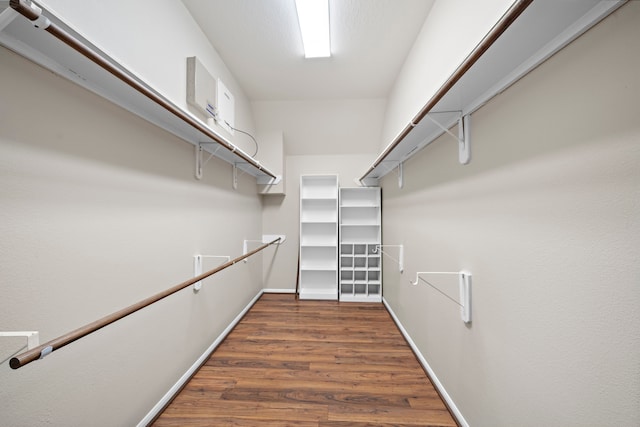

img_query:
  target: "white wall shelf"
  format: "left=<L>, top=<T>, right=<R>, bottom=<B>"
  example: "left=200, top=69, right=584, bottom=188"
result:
left=359, top=0, right=625, bottom=185
left=0, top=2, right=277, bottom=181
left=299, top=175, right=339, bottom=300
left=339, top=188, right=382, bottom=302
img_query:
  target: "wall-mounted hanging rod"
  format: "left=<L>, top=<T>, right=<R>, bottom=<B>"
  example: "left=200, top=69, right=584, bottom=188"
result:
left=9, top=237, right=281, bottom=370
left=193, top=255, right=230, bottom=291
left=372, top=245, right=404, bottom=272
left=7, top=0, right=276, bottom=181
left=410, top=270, right=472, bottom=324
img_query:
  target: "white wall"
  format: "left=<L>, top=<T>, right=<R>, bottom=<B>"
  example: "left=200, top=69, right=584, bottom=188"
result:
left=380, top=0, right=514, bottom=150
left=0, top=42, right=267, bottom=427
left=253, top=99, right=386, bottom=156
left=262, top=154, right=375, bottom=292
left=380, top=3, right=640, bottom=426
left=38, top=0, right=259, bottom=157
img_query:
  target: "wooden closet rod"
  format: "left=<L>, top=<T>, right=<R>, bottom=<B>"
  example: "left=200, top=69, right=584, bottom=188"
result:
left=9, top=0, right=276, bottom=180
left=9, top=237, right=281, bottom=370
left=360, top=0, right=533, bottom=182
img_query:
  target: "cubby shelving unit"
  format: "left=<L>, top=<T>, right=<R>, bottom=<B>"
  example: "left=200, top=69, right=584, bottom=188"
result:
left=339, top=187, right=382, bottom=302
left=299, top=175, right=339, bottom=300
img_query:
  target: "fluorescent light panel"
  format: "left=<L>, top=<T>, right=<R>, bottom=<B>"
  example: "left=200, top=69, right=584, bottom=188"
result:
left=295, top=0, right=331, bottom=58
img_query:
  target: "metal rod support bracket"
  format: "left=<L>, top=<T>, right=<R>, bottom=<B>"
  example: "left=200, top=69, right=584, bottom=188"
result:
left=243, top=235, right=285, bottom=262
left=410, top=270, right=472, bottom=323
left=423, top=113, right=471, bottom=165
left=372, top=245, right=404, bottom=273
left=193, top=255, right=231, bottom=291
left=195, top=143, right=220, bottom=180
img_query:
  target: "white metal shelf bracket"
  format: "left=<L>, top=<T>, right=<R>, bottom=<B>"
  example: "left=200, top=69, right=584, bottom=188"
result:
left=423, top=113, right=471, bottom=165
left=193, top=255, right=231, bottom=291
left=243, top=235, right=286, bottom=262
left=372, top=245, right=404, bottom=273
left=232, top=163, right=238, bottom=190
left=195, top=143, right=220, bottom=180
left=397, top=163, right=404, bottom=189
left=410, top=270, right=472, bottom=323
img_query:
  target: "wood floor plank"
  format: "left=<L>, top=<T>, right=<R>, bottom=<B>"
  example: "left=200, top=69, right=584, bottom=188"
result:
left=152, top=293, right=457, bottom=427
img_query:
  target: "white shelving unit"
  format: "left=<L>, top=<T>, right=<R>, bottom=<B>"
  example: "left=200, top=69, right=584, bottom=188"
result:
left=299, top=175, right=339, bottom=300
left=339, top=187, right=382, bottom=302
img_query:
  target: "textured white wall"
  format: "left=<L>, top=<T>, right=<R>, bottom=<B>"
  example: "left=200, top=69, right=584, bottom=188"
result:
left=380, top=3, right=640, bottom=426
left=0, top=45, right=265, bottom=426
left=380, top=0, right=514, bottom=151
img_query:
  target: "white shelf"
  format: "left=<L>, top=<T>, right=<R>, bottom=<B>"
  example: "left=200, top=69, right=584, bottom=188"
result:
left=0, top=4, right=277, bottom=181
left=302, top=196, right=339, bottom=201
left=301, top=199, right=338, bottom=222
left=298, top=288, right=338, bottom=301
left=300, top=222, right=337, bottom=225
left=340, top=188, right=380, bottom=205
left=299, top=175, right=338, bottom=300
left=359, top=0, right=625, bottom=184
left=300, top=176, right=339, bottom=199
left=300, top=267, right=336, bottom=272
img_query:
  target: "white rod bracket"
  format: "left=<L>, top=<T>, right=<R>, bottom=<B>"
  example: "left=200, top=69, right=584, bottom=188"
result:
left=424, top=113, right=471, bottom=165
left=0, top=331, right=40, bottom=350
left=397, top=163, right=404, bottom=189
left=458, top=114, right=471, bottom=165
left=373, top=245, right=404, bottom=273
left=410, top=270, right=472, bottom=323
left=195, top=143, right=219, bottom=180
left=459, top=271, right=472, bottom=323
left=243, top=235, right=285, bottom=262
left=232, top=163, right=238, bottom=190
left=193, top=255, right=230, bottom=291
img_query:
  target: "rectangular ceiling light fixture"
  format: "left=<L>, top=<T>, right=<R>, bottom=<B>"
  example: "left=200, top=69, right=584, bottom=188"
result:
left=295, top=0, right=331, bottom=58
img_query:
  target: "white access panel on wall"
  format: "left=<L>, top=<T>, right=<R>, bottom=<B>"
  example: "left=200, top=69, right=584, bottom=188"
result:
left=299, top=175, right=339, bottom=300
left=216, top=78, right=235, bottom=135
left=339, top=187, right=382, bottom=302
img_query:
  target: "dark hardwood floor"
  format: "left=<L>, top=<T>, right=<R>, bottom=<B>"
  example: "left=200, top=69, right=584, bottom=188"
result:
left=152, top=293, right=457, bottom=426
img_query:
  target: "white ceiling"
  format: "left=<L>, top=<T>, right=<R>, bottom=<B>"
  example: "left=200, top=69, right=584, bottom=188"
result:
left=181, top=0, right=435, bottom=101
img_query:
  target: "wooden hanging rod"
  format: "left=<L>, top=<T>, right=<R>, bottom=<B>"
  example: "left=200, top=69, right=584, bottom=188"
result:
left=8, top=0, right=276, bottom=180
left=9, top=237, right=281, bottom=370
left=360, top=0, right=533, bottom=182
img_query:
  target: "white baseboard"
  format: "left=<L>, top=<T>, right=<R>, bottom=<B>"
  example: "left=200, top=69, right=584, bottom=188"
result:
left=137, top=289, right=265, bottom=426
left=263, top=288, right=296, bottom=293
left=382, top=297, right=469, bottom=427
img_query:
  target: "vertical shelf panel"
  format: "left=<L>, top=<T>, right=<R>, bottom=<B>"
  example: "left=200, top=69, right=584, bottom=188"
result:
left=299, top=175, right=339, bottom=300
left=339, top=187, right=382, bottom=302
